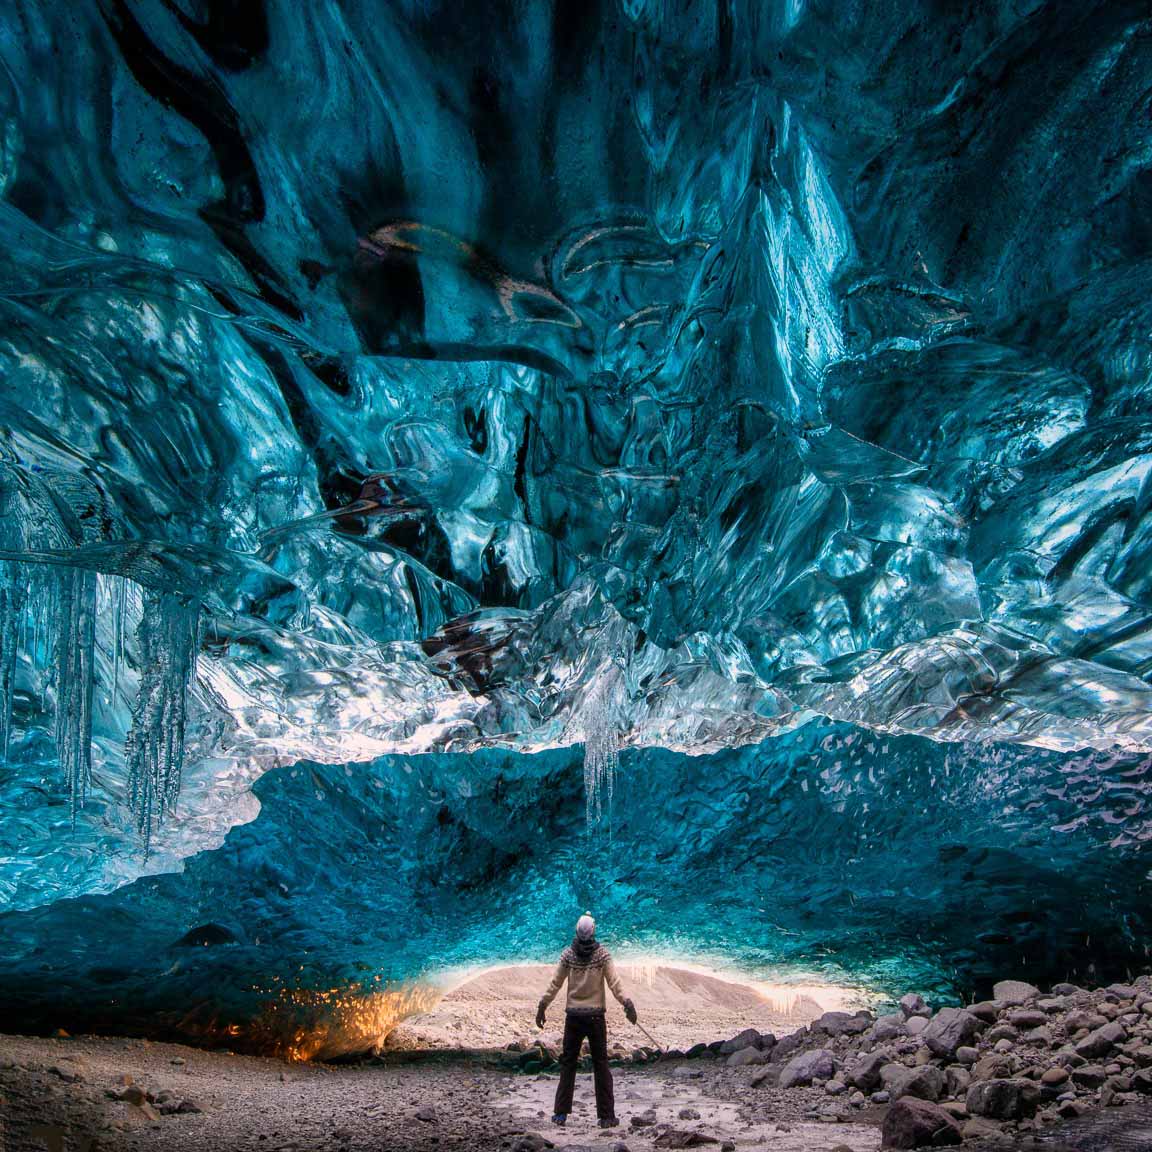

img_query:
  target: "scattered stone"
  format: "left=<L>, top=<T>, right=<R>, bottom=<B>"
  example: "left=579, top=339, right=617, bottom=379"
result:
left=966, top=1079, right=1041, bottom=1120
left=846, top=1051, right=888, bottom=1093
left=966, top=1002, right=1000, bottom=1023
left=779, top=1048, right=837, bottom=1089
left=1040, top=1066, right=1069, bottom=1087
left=905, top=1015, right=929, bottom=1036
left=1051, top=983, right=1083, bottom=996
left=769, top=1028, right=809, bottom=1063
left=986, top=1025, right=1018, bottom=1044
left=963, top=1116, right=1008, bottom=1141
left=994, top=1039, right=1015, bottom=1054
left=1105, top=984, right=1140, bottom=1001
left=881, top=1098, right=963, bottom=1148
left=726, top=1046, right=765, bottom=1067
left=1066, top=1010, right=1107, bottom=1032
left=871, top=1090, right=891, bottom=1104
left=923, top=1007, right=981, bottom=1059
left=1008, top=1009, right=1048, bottom=1030
left=815, top=1011, right=870, bottom=1037
left=509, top=1136, right=554, bottom=1152
left=678, top=1107, right=700, bottom=1120
left=955, top=1046, right=978, bottom=1065
left=718, top=1028, right=762, bottom=1055
left=1058, top=1099, right=1088, bottom=1119
left=825, top=1079, right=847, bottom=1096
left=1076, top=1021, right=1127, bottom=1059
left=630, top=1110, right=658, bottom=1128
left=672, top=1065, right=703, bottom=1079
left=415, top=1106, right=438, bottom=1123
left=945, top=1066, right=971, bottom=1097
left=870, top=1015, right=908, bottom=1043
left=993, top=981, right=1040, bottom=1006
left=972, top=1054, right=1014, bottom=1082
left=900, top=994, right=930, bottom=1019
left=1072, top=1065, right=1107, bottom=1089
left=653, top=1130, right=719, bottom=1148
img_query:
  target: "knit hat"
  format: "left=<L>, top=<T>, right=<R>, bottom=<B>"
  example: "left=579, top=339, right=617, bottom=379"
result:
left=575, top=912, right=596, bottom=940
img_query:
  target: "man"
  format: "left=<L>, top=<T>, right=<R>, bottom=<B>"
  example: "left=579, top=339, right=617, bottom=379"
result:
left=536, top=912, right=638, bottom=1128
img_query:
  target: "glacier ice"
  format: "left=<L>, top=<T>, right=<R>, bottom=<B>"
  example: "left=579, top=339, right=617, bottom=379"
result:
left=0, top=0, right=1148, bottom=1004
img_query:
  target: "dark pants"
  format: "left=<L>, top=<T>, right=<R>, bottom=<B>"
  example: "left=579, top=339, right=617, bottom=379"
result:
left=553, top=1011, right=614, bottom=1119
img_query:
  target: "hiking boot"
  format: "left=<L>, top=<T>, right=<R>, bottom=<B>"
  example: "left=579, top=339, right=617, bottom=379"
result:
left=598, top=1116, right=619, bottom=1128
left=551, top=1114, right=567, bottom=1127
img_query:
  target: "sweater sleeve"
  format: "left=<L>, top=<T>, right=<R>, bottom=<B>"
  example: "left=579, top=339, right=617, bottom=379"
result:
left=540, top=958, right=569, bottom=1007
left=603, top=953, right=628, bottom=1005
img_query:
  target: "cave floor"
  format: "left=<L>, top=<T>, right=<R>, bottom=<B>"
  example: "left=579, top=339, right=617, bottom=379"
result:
left=0, top=1032, right=889, bottom=1152
left=4, top=1032, right=1133, bottom=1152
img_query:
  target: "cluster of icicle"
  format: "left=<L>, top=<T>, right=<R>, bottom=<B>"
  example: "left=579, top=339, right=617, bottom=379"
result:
left=582, top=670, right=622, bottom=828
left=0, top=560, right=199, bottom=850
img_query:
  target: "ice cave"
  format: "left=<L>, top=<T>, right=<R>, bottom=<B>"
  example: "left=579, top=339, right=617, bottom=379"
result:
left=1, top=1, right=1152, bottom=1149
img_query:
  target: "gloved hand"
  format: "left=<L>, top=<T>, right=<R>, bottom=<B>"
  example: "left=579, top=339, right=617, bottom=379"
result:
left=536, top=1001, right=547, bottom=1029
left=624, top=998, right=637, bottom=1025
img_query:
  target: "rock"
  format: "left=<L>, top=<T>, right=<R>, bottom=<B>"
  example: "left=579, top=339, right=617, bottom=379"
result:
left=815, top=1011, right=870, bottom=1037
left=993, top=1039, right=1015, bottom=1054
left=770, top=1028, right=809, bottom=1062
left=900, top=994, right=930, bottom=1019
left=891, top=1066, right=945, bottom=1103
left=1065, top=1010, right=1107, bottom=1032
left=1040, top=1066, right=1069, bottom=1087
left=963, top=1116, right=1008, bottom=1141
left=912, top=1046, right=935, bottom=1067
left=880, top=1098, right=963, bottom=1148
left=966, top=1079, right=1041, bottom=1120
left=1036, top=998, right=1066, bottom=1014
left=415, top=1106, right=438, bottom=1123
left=509, top=1136, right=554, bottom=1152
left=971, top=1054, right=1014, bottom=1082
left=49, top=1061, right=85, bottom=1083
left=672, top=1065, right=704, bottom=1079
left=847, top=1051, right=888, bottom=1092
left=685, top=1043, right=711, bottom=1059
left=945, top=1067, right=971, bottom=1097
left=872, top=1090, right=891, bottom=1103
left=1071, top=1064, right=1107, bottom=1088
left=1075, top=1021, right=1127, bottom=1059
left=779, top=1049, right=837, bottom=1088
left=719, top=1028, right=762, bottom=1055
left=923, top=1007, right=982, bottom=1059
left=986, top=1025, right=1018, bottom=1043
left=1008, top=1009, right=1047, bottom=1030
left=169, top=1056, right=186, bottom=1066
left=905, top=1015, right=929, bottom=1036
left=631, top=1110, right=657, bottom=1128
left=993, top=981, right=1040, bottom=1006
left=749, top=1067, right=775, bottom=1088
left=871, top=1014, right=908, bottom=1043
left=1057, top=1099, right=1087, bottom=1119
left=825, top=1079, right=848, bottom=1096
left=726, top=1046, right=765, bottom=1067
left=678, top=1108, right=701, bottom=1120
left=955, top=1046, right=978, bottom=1065
left=849, top=1091, right=866, bottom=1106
left=1105, top=984, right=1140, bottom=1000
left=1132, top=1068, right=1152, bottom=1093
left=1051, top=983, right=1083, bottom=996
left=654, top=1132, right=720, bottom=1149
left=966, top=1001, right=1000, bottom=1023
left=1022, top=1026, right=1053, bottom=1047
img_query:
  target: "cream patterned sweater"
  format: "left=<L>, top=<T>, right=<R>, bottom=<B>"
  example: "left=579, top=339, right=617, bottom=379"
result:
left=540, top=941, right=629, bottom=1014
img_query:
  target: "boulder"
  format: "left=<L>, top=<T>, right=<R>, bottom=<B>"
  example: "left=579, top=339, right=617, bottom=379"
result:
left=966, top=1079, right=1041, bottom=1120
left=966, top=1001, right=999, bottom=1023
left=905, top=1016, right=929, bottom=1036
left=1072, top=1065, right=1107, bottom=1088
left=993, top=981, right=1039, bottom=1006
left=815, top=1011, right=871, bottom=1037
left=1105, top=984, right=1140, bottom=1000
left=779, top=1048, right=837, bottom=1088
left=923, top=1008, right=982, bottom=1060
left=1075, top=1021, right=1127, bottom=1059
left=955, top=1047, right=978, bottom=1065
left=727, top=1046, right=766, bottom=1068
left=945, top=1067, right=971, bottom=1098
left=971, top=1054, right=1014, bottom=1082
left=880, top=1098, right=962, bottom=1148
left=770, top=1028, right=808, bottom=1063
left=846, top=1051, right=889, bottom=1093
left=719, top=1028, right=762, bottom=1055
left=871, top=1014, right=908, bottom=1043
left=900, top=994, right=930, bottom=1019
left=1065, top=1010, right=1107, bottom=1032
left=888, top=1065, right=945, bottom=1103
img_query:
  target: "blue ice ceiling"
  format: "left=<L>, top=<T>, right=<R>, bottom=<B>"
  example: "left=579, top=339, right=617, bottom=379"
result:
left=1, top=0, right=1152, bottom=1023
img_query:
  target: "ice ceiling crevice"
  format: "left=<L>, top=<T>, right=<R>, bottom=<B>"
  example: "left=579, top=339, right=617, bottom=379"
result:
left=1, top=0, right=1152, bottom=906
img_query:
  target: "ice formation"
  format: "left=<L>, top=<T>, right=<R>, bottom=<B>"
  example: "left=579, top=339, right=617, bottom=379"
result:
left=0, top=0, right=1150, bottom=1012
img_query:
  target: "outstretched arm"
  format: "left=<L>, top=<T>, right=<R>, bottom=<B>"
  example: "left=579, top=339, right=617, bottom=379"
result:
left=604, top=955, right=638, bottom=1022
left=537, top=959, right=568, bottom=1026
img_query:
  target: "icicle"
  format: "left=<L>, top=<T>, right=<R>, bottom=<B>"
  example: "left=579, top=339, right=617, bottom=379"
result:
left=0, top=560, right=26, bottom=760
left=125, top=590, right=200, bottom=853
left=54, top=567, right=97, bottom=825
left=582, top=669, right=623, bottom=829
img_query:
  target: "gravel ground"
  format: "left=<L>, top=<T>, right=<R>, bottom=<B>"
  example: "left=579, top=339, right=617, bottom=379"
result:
left=0, top=1032, right=882, bottom=1152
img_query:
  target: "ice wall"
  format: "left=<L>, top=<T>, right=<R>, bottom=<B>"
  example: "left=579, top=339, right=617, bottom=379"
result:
left=0, top=0, right=1150, bottom=909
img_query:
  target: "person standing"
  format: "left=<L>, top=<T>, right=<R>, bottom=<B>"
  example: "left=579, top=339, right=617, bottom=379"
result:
left=536, top=912, right=637, bottom=1128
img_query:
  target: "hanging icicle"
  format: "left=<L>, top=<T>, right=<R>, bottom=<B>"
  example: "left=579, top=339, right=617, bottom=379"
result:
left=125, top=590, right=200, bottom=853
left=582, top=668, right=623, bottom=829
left=54, top=567, right=97, bottom=826
left=0, top=560, right=25, bottom=760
